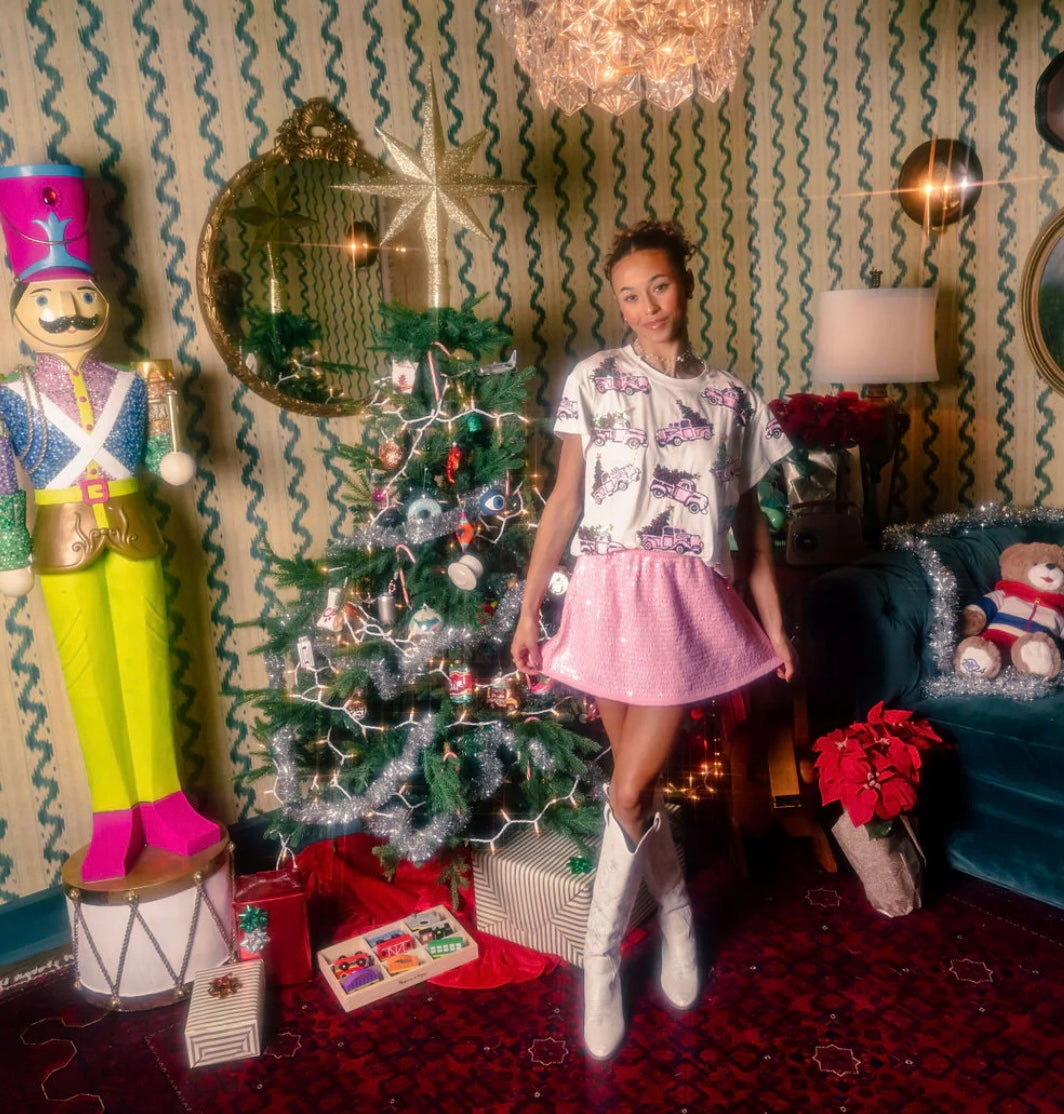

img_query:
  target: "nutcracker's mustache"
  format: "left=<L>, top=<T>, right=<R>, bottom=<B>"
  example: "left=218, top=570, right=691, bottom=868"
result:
left=39, top=314, right=101, bottom=333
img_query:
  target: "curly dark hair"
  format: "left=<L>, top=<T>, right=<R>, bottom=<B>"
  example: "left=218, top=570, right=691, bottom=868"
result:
left=604, top=219, right=695, bottom=284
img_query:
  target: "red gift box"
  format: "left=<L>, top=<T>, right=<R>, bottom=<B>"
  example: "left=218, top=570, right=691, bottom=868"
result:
left=233, top=866, right=312, bottom=985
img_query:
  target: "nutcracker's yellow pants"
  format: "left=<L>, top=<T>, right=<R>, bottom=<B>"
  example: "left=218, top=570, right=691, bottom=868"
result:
left=39, top=551, right=181, bottom=813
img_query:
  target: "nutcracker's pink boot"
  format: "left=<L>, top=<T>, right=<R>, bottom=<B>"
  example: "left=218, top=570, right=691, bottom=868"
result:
left=81, top=807, right=143, bottom=882
left=140, top=791, right=222, bottom=857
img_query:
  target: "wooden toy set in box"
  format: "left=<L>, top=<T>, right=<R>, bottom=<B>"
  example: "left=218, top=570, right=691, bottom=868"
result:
left=317, top=904, right=478, bottom=1012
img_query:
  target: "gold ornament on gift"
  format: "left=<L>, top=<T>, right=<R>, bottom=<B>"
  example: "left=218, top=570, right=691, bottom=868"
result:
left=338, top=73, right=525, bottom=307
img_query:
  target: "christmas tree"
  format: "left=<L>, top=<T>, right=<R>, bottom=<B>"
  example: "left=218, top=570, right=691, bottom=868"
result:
left=241, top=298, right=603, bottom=885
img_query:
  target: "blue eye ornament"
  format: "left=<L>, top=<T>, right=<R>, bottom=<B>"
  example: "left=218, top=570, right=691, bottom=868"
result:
left=479, top=486, right=507, bottom=515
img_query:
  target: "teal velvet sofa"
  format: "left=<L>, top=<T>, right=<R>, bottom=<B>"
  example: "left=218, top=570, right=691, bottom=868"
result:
left=799, top=512, right=1064, bottom=911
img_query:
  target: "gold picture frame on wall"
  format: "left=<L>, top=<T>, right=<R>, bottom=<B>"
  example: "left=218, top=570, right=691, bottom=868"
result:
left=196, top=98, right=388, bottom=417
left=1020, top=205, right=1064, bottom=397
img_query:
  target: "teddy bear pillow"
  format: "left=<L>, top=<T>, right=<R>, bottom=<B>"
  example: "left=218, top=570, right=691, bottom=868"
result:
left=953, top=542, right=1064, bottom=680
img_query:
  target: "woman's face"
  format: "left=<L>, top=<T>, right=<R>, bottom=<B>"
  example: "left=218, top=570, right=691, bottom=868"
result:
left=610, top=248, right=691, bottom=348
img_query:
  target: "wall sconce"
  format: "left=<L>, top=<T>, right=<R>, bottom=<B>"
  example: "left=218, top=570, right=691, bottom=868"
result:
left=896, top=138, right=982, bottom=231
left=346, top=220, right=379, bottom=269
left=812, top=279, right=940, bottom=533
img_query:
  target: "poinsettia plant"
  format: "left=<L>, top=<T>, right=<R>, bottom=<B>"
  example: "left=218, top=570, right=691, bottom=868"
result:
left=769, top=391, right=887, bottom=451
left=812, top=702, right=947, bottom=837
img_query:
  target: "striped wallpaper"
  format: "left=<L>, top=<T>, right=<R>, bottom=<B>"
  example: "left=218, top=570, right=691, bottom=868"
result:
left=0, top=0, right=1061, bottom=901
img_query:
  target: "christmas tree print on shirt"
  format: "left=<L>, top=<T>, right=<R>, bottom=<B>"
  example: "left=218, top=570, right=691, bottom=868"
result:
left=591, top=454, right=641, bottom=504
left=637, top=509, right=704, bottom=555
left=578, top=523, right=625, bottom=555
left=710, top=441, right=741, bottom=484
left=591, top=411, right=648, bottom=448
left=649, top=464, right=709, bottom=513
left=702, top=382, right=753, bottom=427
left=656, top=402, right=714, bottom=447
left=590, top=355, right=650, bottom=396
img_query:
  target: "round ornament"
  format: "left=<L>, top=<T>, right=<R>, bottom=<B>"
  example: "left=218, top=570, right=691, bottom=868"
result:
left=479, top=486, right=507, bottom=516
left=463, top=412, right=486, bottom=435
left=344, top=693, right=368, bottom=721
left=408, top=604, right=443, bottom=639
left=547, top=569, right=570, bottom=597
left=378, top=438, right=404, bottom=470
left=406, top=493, right=444, bottom=525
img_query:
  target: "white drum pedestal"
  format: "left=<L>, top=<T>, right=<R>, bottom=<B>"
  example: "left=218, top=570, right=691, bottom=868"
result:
left=62, top=838, right=235, bottom=1011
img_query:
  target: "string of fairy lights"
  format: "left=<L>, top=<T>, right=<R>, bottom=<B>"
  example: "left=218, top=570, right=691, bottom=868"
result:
left=263, top=354, right=606, bottom=862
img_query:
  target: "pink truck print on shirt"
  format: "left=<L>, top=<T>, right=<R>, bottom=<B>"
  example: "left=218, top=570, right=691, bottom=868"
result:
left=639, top=524, right=704, bottom=555
left=592, top=369, right=650, bottom=396
left=649, top=467, right=709, bottom=513
left=655, top=417, right=715, bottom=447
left=592, top=463, right=641, bottom=504
left=590, top=415, right=648, bottom=448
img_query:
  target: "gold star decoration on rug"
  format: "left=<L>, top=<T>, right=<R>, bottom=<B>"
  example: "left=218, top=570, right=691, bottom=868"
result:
left=339, top=74, right=525, bottom=306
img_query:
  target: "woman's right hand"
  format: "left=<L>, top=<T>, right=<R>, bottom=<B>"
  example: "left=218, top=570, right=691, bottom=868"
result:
left=511, top=611, right=543, bottom=675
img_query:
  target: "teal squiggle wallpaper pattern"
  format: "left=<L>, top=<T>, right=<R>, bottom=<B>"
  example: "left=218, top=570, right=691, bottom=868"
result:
left=135, top=0, right=208, bottom=788
left=956, top=3, right=979, bottom=508
left=994, top=0, right=1019, bottom=504
left=766, top=6, right=791, bottom=397
left=0, top=0, right=1061, bottom=900
left=1035, top=3, right=1061, bottom=505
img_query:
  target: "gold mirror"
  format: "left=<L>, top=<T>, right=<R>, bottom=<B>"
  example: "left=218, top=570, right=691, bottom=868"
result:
left=1021, top=205, right=1064, bottom=396
left=197, top=98, right=388, bottom=416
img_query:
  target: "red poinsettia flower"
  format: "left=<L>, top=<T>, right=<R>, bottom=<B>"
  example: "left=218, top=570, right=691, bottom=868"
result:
left=811, top=704, right=947, bottom=829
left=768, top=392, right=888, bottom=451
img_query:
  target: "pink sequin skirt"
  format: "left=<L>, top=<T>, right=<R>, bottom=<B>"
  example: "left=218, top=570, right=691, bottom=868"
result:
left=540, top=550, right=781, bottom=706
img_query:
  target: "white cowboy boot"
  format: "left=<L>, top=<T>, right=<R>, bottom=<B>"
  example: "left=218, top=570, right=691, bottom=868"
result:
left=583, top=803, right=660, bottom=1060
left=643, top=788, right=700, bottom=1009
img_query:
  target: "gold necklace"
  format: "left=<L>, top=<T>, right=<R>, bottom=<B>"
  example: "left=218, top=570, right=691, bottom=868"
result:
left=632, top=337, right=699, bottom=378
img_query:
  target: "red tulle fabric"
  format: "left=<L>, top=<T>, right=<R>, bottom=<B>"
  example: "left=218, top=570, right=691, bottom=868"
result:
left=295, top=833, right=561, bottom=989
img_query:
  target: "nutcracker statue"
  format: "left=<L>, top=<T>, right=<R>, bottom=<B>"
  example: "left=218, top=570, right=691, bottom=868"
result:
left=0, top=163, right=221, bottom=881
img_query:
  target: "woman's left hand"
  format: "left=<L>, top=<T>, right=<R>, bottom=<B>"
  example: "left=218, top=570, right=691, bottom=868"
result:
left=771, top=630, right=797, bottom=682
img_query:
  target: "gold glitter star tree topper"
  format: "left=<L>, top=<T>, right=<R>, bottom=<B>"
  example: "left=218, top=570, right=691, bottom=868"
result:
left=339, top=74, right=524, bottom=307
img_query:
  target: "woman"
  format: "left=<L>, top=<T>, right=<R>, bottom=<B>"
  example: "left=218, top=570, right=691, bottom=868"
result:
left=511, top=220, right=795, bottom=1060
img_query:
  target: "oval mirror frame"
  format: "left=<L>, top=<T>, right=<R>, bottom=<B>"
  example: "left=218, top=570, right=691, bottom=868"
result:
left=196, top=98, right=386, bottom=417
left=1020, top=205, right=1064, bottom=397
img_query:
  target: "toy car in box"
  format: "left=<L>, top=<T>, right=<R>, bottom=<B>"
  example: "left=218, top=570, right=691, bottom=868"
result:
left=317, top=904, right=478, bottom=1012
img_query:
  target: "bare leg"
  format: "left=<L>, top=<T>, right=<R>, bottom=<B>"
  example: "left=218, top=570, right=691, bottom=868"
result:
left=607, top=704, right=687, bottom=845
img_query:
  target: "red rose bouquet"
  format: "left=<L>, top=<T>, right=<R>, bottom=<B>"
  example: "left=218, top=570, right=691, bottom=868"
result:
left=812, top=702, right=946, bottom=837
left=769, top=391, right=886, bottom=452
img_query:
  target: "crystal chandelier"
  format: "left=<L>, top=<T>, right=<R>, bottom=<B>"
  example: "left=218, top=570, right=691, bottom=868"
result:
left=494, top=0, right=770, bottom=115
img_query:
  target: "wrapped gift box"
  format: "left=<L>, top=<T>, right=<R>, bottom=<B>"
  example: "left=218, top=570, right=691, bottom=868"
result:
left=184, top=959, right=264, bottom=1068
left=233, top=866, right=312, bottom=984
left=472, top=820, right=680, bottom=967
left=317, top=904, right=478, bottom=1013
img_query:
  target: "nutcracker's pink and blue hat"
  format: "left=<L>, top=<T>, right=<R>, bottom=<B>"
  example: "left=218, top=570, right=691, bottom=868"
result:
left=0, top=163, right=93, bottom=281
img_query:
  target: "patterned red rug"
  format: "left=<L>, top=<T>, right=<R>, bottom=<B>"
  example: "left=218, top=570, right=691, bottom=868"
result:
left=4, top=837, right=1063, bottom=1113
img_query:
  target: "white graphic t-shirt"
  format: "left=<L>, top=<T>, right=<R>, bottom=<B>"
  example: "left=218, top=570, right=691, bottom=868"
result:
left=553, top=345, right=792, bottom=579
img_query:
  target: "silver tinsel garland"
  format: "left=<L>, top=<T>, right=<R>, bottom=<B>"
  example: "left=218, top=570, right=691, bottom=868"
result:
left=884, top=503, right=1064, bottom=701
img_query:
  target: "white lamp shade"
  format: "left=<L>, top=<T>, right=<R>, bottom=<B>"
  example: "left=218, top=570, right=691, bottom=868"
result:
left=811, top=287, right=939, bottom=386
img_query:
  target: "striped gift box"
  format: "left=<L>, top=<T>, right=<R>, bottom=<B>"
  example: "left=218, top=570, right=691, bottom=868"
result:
left=472, top=821, right=679, bottom=967
left=184, top=959, right=264, bottom=1068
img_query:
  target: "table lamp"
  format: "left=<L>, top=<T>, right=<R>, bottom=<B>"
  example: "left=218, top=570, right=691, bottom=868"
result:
left=811, top=282, right=939, bottom=532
